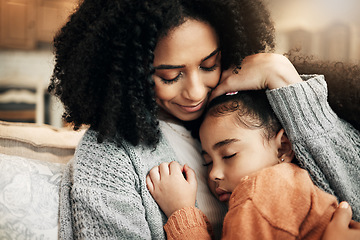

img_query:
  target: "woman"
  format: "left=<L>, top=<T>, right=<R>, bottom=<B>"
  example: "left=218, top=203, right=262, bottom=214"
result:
left=49, top=0, right=360, bottom=239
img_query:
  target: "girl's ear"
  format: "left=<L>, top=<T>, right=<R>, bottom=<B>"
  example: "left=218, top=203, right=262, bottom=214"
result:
left=274, top=129, right=294, bottom=163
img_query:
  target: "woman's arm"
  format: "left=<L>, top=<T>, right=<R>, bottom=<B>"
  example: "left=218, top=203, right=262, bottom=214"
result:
left=265, top=75, right=360, bottom=221
left=210, top=53, right=303, bottom=99
left=59, top=130, right=157, bottom=239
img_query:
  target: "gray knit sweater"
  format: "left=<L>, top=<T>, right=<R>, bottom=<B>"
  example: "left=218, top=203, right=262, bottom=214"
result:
left=266, top=75, right=360, bottom=221
left=59, top=75, right=360, bottom=239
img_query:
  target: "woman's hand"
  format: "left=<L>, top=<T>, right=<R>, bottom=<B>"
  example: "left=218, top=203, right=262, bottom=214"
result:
left=146, top=161, right=197, bottom=218
left=322, top=202, right=360, bottom=240
left=210, top=53, right=303, bottom=100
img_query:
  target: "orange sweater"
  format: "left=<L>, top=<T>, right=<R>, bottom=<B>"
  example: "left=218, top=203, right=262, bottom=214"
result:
left=164, top=163, right=338, bottom=240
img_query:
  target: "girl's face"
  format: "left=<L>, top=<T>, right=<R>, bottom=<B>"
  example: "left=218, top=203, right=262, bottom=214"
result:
left=199, top=113, right=280, bottom=204
left=153, top=19, right=221, bottom=121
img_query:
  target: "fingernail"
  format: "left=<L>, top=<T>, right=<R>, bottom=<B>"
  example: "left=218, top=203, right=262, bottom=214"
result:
left=339, top=201, right=349, bottom=209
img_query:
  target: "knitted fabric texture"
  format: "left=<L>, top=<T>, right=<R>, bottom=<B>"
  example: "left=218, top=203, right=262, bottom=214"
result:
left=58, top=75, right=360, bottom=239
left=59, top=133, right=174, bottom=239
left=164, top=164, right=338, bottom=240
left=266, top=75, right=360, bottom=221
left=164, top=207, right=213, bottom=239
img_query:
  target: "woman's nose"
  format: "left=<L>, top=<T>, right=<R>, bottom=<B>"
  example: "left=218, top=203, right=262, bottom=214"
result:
left=182, top=71, right=206, bottom=102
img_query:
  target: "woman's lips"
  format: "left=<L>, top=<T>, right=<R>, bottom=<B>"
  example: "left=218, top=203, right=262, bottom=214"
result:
left=216, top=188, right=231, bottom=202
left=178, top=100, right=205, bottom=113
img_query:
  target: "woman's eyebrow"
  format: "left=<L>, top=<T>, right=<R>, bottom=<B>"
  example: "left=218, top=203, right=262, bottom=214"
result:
left=201, top=48, right=220, bottom=63
left=154, top=64, right=185, bottom=70
left=154, top=48, right=220, bottom=70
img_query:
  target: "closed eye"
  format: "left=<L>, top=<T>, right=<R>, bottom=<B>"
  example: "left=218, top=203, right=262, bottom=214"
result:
left=223, top=153, right=236, bottom=159
left=203, top=162, right=213, bottom=167
left=160, top=72, right=183, bottom=84
left=200, top=64, right=217, bottom=72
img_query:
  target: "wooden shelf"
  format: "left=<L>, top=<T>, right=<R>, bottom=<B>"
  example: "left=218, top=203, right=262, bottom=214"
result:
left=0, top=0, right=77, bottom=49
left=0, top=0, right=36, bottom=49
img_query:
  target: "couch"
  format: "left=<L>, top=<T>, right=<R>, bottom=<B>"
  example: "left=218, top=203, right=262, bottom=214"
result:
left=0, top=120, right=86, bottom=239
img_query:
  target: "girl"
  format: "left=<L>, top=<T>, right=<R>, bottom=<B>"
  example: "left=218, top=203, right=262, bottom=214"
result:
left=147, top=88, right=360, bottom=239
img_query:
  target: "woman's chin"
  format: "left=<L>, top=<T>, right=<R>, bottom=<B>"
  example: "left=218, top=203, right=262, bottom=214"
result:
left=178, top=112, right=204, bottom=123
left=161, top=109, right=204, bottom=122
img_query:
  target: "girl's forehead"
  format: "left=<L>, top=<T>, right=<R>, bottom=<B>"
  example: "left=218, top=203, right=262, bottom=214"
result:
left=203, top=113, right=236, bottom=129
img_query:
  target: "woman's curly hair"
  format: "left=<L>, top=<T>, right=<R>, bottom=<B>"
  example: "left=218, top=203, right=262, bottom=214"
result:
left=49, top=0, right=275, bottom=147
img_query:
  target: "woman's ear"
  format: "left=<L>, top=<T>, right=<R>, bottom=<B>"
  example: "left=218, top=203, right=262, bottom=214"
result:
left=274, top=129, right=294, bottom=163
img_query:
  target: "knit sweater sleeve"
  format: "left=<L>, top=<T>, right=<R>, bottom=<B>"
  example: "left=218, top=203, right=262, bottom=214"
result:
left=266, top=74, right=360, bottom=221
left=164, top=207, right=213, bottom=240
left=59, top=130, right=155, bottom=239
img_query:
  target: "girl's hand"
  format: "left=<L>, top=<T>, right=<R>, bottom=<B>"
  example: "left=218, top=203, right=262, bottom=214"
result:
left=146, top=161, right=197, bottom=218
left=210, top=53, right=303, bottom=100
left=322, top=202, right=360, bottom=240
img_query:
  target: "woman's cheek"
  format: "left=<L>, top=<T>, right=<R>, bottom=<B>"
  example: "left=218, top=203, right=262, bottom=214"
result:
left=208, top=69, right=221, bottom=89
left=154, top=81, right=178, bottom=101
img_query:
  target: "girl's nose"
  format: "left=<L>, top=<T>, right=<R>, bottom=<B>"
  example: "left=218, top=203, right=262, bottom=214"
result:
left=208, top=163, right=224, bottom=182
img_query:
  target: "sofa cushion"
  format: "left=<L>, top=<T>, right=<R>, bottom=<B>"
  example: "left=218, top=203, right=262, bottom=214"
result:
left=0, top=153, right=65, bottom=239
left=0, top=120, right=86, bottom=164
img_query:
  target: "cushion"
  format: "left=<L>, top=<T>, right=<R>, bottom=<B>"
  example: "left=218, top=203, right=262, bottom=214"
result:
left=0, top=153, right=65, bottom=239
left=0, top=120, right=86, bottom=164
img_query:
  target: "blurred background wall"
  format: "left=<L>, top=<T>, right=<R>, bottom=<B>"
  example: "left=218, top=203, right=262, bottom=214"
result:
left=0, top=0, right=359, bottom=127
left=268, top=0, right=360, bottom=62
left=0, top=0, right=77, bottom=127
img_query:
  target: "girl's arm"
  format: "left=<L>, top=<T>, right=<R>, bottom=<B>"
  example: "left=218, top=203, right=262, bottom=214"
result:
left=146, top=162, right=213, bottom=239
left=163, top=207, right=212, bottom=240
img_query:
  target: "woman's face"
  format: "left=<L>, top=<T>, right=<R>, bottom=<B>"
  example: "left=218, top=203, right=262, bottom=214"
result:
left=153, top=19, right=221, bottom=121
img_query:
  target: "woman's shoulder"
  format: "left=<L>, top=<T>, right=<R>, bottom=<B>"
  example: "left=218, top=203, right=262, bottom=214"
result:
left=73, top=129, right=128, bottom=165
left=77, top=128, right=123, bottom=153
left=73, top=128, right=178, bottom=175
left=78, top=127, right=173, bottom=152
left=71, top=129, right=136, bottom=189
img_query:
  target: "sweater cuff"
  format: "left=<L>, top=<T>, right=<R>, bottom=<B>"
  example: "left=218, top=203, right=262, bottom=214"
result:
left=164, top=207, right=213, bottom=239
left=266, top=75, right=339, bottom=142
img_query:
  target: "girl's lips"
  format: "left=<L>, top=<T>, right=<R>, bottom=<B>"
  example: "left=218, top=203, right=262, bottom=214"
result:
left=218, top=193, right=231, bottom=202
left=216, top=188, right=232, bottom=202
left=178, top=100, right=205, bottom=113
